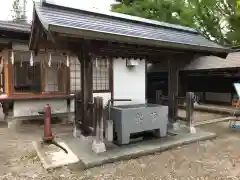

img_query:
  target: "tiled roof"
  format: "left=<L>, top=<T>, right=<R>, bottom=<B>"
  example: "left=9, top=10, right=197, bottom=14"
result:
left=32, top=1, right=230, bottom=54
left=184, top=51, right=240, bottom=70
left=0, top=20, right=30, bottom=33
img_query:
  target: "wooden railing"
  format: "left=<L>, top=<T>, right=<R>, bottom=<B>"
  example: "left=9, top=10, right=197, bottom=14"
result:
left=74, top=92, right=105, bottom=139
left=155, top=90, right=195, bottom=126
left=232, top=99, right=240, bottom=108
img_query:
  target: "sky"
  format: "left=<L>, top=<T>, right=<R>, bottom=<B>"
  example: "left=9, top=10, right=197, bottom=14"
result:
left=0, top=0, right=115, bottom=22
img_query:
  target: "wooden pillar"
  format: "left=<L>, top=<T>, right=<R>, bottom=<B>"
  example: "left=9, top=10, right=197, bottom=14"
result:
left=202, top=91, right=206, bottom=103
left=87, top=53, right=93, bottom=127
left=79, top=42, right=93, bottom=135
left=4, top=64, right=12, bottom=96
left=168, top=59, right=179, bottom=123
left=186, top=92, right=194, bottom=126
left=178, top=72, right=184, bottom=97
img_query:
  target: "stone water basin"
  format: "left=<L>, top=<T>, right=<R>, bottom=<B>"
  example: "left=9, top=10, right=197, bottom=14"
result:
left=110, top=104, right=168, bottom=145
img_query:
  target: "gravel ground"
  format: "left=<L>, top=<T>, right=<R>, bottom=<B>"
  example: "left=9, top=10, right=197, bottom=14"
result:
left=0, top=116, right=240, bottom=179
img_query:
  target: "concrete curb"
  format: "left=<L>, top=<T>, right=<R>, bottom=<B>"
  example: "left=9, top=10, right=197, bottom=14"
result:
left=33, top=141, right=79, bottom=170
left=32, top=141, right=49, bottom=170
left=179, top=105, right=235, bottom=115
left=82, top=131, right=217, bottom=169
left=194, top=116, right=234, bottom=126
left=177, top=117, right=234, bottom=127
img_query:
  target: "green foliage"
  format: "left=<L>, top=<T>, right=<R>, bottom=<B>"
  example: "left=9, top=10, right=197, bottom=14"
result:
left=111, top=0, right=239, bottom=46
left=112, top=0, right=192, bottom=26
left=227, top=0, right=240, bottom=45
left=237, top=0, right=240, bottom=15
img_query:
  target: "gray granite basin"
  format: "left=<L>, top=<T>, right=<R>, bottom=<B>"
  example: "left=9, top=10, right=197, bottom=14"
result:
left=110, top=104, right=168, bottom=145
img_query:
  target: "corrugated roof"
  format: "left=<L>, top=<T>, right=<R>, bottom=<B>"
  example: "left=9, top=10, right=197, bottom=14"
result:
left=32, top=1, right=230, bottom=54
left=184, top=52, right=240, bottom=70
left=0, top=20, right=30, bottom=33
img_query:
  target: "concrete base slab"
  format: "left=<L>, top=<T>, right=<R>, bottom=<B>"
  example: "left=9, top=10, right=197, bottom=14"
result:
left=33, top=130, right=216, bottom=170
left=0, top=107, right=5, bottom=122
left=33, top=140, right=79, bottom=170
left=73, top=127, right=81, bottom=138
left=60, top=130, right=216, bottom=169
left=172, top=122, right=181, bottom=131
left=168, top=123, right=191, bottom=135
left=105, top=120, right=113, bottom=142
left=189, top=126, right=197, bottom=134
left=8, top=119, right=22, bottom=131
left=92, top=140, right=106, bottom=154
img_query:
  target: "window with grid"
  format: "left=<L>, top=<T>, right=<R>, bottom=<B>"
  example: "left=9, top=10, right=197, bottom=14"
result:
left=93, top=59, right=110, bottom=91
left=70, top=56, right=81, bottom=92
left=70, top=58, right=110, bottom=92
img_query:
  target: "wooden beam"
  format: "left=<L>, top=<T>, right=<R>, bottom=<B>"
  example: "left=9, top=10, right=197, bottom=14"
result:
left=34, top=19, right=42, bottom=53
left=57, top=33, right=197, bottom=55
left=37, top=33, right=199, bottom=61
left=36, top=39, right=73, bottom=52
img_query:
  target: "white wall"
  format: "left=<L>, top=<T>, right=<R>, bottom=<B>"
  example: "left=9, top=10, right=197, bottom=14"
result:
left=113, top=58, right=146, bottom=106
left=13, top=99, right=68, bottom=117
left=69, top=56, right=112, bottom=111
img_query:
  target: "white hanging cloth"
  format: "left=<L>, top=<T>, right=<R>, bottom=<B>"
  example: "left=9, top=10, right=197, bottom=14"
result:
left=20, top=57, right=23, bottom=67
left=48, top=52, right=52, bottom=67
left=66, top=55, right=70, bottom=67
left=57, top=59, right=61, bottom=69
left=30, top=51, right=34, bottom=66
left=11, top=51, right=14, bottom=64
left=0, top=57, right=3, bottom=73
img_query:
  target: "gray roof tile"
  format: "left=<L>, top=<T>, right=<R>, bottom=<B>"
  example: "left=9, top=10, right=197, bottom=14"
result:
left=33, top=2, right=229, bottom=53
left=0, top=20, right=30, bottom=33
left=184, top=52, right=240, bottom=70
left=44, top=0, right=197, bottom=33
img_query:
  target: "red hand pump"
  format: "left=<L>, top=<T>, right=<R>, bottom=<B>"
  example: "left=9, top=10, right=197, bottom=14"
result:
left=42, top=104, right=68, bottom=154
left=43, top=104, right=54, bottom=141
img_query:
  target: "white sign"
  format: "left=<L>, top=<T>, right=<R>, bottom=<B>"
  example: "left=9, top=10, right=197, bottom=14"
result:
left=233, top=82, right=240, bottom=98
